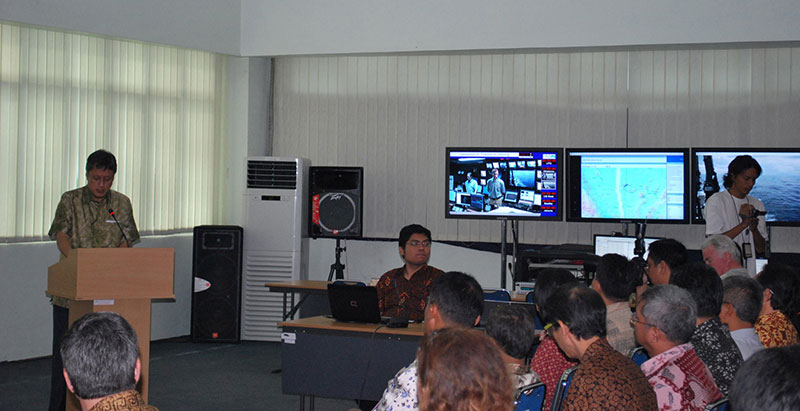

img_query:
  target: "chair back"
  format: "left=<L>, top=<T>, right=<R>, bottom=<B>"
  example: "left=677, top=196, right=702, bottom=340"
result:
left=628, top=346, right=650, bottom=367
left=514, top=381, right=546, bottom=411
left=704, top=397, right=728, bottom=411
left=550, top=365, right=578, bottom=411
left=484, top=289, right=512, bottom=301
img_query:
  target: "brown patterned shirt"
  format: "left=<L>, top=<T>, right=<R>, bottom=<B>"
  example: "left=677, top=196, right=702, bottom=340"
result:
left=755, top=310, right=800, bottom=348
left=48, top=186, right=140, bottom=250
left=563, top=338, right=657, bottom=411
left=89, top=390, right=157, bottom=411
left=376, top=264, right=443, bottom=321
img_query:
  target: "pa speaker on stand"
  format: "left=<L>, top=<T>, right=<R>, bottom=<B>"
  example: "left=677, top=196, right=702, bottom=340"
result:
left=309, top=167, right=363, bottom=238
left=191, top=225, right=243, bottom=343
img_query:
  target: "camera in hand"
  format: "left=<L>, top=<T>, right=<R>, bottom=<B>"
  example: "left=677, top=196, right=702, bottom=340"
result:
left=748, top=209, right=767, bottom=218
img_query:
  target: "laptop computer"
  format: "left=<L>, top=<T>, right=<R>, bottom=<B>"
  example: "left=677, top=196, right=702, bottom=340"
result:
left=327, top=283, right=383, bottom=323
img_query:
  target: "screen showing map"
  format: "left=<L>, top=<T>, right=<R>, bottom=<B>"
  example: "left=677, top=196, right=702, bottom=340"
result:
left=566, top=149, right=689, bottom=223
left=692, top=149, right=800, bottom=226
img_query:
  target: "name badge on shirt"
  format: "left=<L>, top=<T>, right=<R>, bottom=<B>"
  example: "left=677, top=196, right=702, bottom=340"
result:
left=105, top=219, right=116, bottom=223
left=742, top=242, right=753, bottom=260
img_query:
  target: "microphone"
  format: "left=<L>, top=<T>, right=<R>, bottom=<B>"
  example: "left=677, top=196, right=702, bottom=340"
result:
left=108, top=208, right=131, bottom=247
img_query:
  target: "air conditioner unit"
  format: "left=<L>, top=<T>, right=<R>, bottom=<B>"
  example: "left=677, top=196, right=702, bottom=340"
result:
left=241, top=157, right=309, bottom=341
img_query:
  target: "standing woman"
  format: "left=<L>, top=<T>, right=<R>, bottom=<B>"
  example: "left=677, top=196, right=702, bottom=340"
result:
left=704, top=155, right=767, bottom=277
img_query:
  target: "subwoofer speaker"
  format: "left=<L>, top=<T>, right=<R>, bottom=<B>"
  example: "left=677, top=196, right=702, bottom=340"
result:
left=309, top=166, right=363, bottom=238
left=191, top=225, right=243, bottom=343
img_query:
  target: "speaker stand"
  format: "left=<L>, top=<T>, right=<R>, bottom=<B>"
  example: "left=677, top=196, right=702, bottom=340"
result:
left=327, top=238, right=346, bottom=281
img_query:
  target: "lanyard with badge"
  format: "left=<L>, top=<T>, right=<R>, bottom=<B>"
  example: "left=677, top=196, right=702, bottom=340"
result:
left=730, top=192, right=753, bottom=263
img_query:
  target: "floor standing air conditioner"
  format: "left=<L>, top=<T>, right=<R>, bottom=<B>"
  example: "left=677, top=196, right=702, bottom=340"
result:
left=241, top=157, right=309, bottom=341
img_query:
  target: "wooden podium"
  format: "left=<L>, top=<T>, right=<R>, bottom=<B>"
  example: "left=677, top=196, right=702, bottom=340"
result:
left=47, top=248, right=175, bottom=411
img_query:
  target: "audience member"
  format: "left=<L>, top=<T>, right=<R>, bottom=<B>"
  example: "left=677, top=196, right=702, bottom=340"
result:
left=60, top=312, right=156, bottom=411
left=591, top=253, right=638, bottom=354
left=485, top=305, right=540, bottom=390
left=754, top=263, right=800, bottom=347
left=645, top=239, right=688, bottom=285
left=729, top=345, right=800, bottom=411
left=376, top=224, right=444, bottom=322
left=416, top=327, right=513, bottom=411
left=720, top=276, right=765, bottom=360
left=701, top=234, right=749, bottom=279
left=635, top=285, right=721, bottom=410
left=545, top=284, right=656, bottom=410
left=528, top=268, right=579, bottom=410
left=669, top=262, right=742, bottom=395
left=374, top=271, right=483, bottom=411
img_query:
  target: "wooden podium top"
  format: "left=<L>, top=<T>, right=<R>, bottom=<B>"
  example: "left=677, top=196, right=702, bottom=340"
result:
left=279, top=315, right=426, bottom=337
left=47, top=248, right=175, bottom=301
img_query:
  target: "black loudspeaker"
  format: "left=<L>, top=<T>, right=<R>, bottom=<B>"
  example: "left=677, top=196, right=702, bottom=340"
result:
left=309, top=166, right=364, bottom=238
left=191, top=225, right=243, bottom=343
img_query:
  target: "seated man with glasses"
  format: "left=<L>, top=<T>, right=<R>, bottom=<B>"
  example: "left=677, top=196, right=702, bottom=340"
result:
left=634, top=285, right=722, bottom=410
left=376, top=224, right=444, bottom=322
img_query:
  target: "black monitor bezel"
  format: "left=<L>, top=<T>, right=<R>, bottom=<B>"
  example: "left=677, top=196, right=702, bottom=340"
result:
left=691, top=147, right=800, bottom=227
left=565, top=147, right=690, bottom=224
left=445, top=147, right=563, bottom=221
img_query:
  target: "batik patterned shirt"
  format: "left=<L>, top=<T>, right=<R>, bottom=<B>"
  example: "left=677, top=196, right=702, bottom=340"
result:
left=377, top=265, right=443, bottom=321
left=563, top=338, right=657, bottom=411
left=641, top=343, right=721, bottom=411
left=530, top=335, right=578, bottom=410
left=755, top=310, right=800, bottom=348
left=689, top=317, right=743, bottom=395
left=48, top=186, right=140, bottom=250
left=606, top=301, right=636, bottom=355
left=373, top=359, right=418, bottom=411
left=89, top=390, right=157, bottom=411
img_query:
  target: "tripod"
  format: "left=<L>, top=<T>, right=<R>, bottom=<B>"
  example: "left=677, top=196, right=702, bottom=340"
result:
left=327, top=238, right=346, bottom=281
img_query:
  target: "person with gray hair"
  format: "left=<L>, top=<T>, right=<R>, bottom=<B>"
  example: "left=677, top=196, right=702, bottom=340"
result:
left=633, top=285, right=721, bottom=410
left=720, top=276, right=764, bottom=360
left=701, top=234, right=749, bottom=279
left=60, top=312, right=156, bottom=411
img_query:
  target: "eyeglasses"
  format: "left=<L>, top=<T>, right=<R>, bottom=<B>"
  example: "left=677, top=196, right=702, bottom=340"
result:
left=407, top=240, right=432, bottom=248
left=629, top=313, right=657, bottom=329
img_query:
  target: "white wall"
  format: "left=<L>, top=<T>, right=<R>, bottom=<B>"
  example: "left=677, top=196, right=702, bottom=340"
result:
left=240, top=0, right=800, bottom=56
left=0, top=0, right=241, bottom=54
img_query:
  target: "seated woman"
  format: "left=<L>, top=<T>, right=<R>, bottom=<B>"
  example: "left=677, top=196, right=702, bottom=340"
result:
left=755, top=263, right=800, bottom=348
left=417, top=327, right=512, bottom=411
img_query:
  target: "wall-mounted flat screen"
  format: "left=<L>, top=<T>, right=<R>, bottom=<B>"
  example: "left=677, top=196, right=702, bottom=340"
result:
left=566, top=148, right=690, bottom=223
left=446, top=148, right=562, bottom=220
left=692, top=148, right=800, bottom=226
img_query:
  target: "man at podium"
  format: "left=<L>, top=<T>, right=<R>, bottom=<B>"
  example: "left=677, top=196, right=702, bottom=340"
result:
left=47, top=149, right=140, bottom=411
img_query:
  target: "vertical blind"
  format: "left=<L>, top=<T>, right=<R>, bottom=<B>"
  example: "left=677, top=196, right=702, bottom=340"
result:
left=272, top=47, right=800, bottom=246
left=0, top=22, right=227, bottom=241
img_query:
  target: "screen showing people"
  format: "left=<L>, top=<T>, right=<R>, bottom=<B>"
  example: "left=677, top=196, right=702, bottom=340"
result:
left=693, top=149, right=800, bottom=226
left=566, top=149, right=689, bottom=223
left=446, top=149, right=561, bottom=220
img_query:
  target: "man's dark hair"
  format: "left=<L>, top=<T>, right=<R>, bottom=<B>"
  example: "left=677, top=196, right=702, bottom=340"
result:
left=532, top=268, right=579, bottom=324
left=428, top=271, right=483, bottom=327
left=730, top=345, right=800, bottom=411
left=647, top=239, right=688, bottom=271
left=485, top=304, right=536, bottom=360
left=544, top=283, right=606, bottom=339
left=594, top=253, right=639, bottom=302
left=398, top=224, right=432, bottom=248
left=756, top=263, right=800, bottom=333
left=723, top=276, right=763, bottom=325
left=60, top=312, right=139, bottom=400
left=669, top=261, right=723, bottom=318
left=723, top=155, right=762, bottom=189
left=85, top=149, right=117, bottom=173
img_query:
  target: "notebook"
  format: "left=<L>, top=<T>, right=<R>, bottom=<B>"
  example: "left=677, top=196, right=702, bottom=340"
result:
left=327, top=283, right=383, bottom=323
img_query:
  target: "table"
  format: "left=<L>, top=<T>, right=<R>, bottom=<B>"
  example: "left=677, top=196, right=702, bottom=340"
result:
left=266, top=280, right=330, bottom=320
left=279, top=316, right=425, bottom=410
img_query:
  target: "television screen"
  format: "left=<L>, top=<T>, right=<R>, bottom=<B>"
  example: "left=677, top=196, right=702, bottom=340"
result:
left=692, top=148, right=800, bottom=226
left=446, top=148, right=562, bottom=220
left=593, top=234, right=661, bottom=260
left=566, top=148, right=689, bottom=223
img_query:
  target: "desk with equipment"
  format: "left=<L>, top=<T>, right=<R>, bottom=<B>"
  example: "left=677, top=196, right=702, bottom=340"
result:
left=279, top=316, right=424, bottom=409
